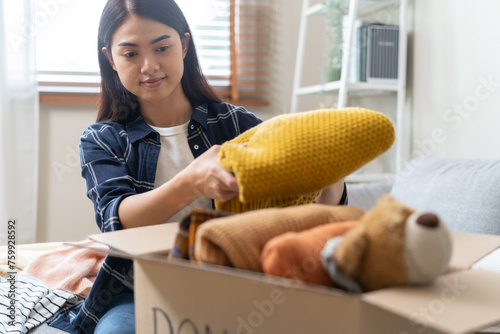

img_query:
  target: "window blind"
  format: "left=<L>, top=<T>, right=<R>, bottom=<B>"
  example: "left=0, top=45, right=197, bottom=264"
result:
left=230, top=0, right=272, bottom=106
left=191, top=0, right=272, bottom=106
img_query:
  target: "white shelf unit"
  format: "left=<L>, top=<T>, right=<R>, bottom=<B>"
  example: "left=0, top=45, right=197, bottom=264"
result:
left=291, top=0, right=408, bottom=176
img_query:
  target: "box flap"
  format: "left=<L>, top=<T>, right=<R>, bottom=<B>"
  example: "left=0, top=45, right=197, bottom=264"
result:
left=63, top=241, right=134, bottom=260
left=363, top=270, right=500, bottom=334
left=449, top=232, right=500, bottom=271
left=89, top=222, right=178, bottom=257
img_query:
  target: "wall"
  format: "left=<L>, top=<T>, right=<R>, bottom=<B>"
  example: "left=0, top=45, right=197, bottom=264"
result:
left=259, top=0, right=304, bottom=118
left=38, top=104, right=99, bottom=242
left=410, top=0, right=500, bottom=161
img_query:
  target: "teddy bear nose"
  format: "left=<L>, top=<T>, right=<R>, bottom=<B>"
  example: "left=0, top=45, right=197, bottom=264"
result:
left=416, top=213, right=439, bottom=228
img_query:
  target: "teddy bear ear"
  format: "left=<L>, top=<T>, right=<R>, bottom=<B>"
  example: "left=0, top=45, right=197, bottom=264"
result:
left=334, top=227, right=368, bottom=277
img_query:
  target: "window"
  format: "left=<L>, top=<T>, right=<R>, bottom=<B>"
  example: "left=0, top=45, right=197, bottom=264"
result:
left=35, top=0, right=271, bottom=106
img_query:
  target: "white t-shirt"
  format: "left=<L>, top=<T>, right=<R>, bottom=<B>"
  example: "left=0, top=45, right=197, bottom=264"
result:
left=148, top=122, right=213, bottom=222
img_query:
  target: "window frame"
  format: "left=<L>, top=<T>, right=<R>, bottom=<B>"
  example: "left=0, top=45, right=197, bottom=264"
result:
left=37, top=0, right=271, bottom=107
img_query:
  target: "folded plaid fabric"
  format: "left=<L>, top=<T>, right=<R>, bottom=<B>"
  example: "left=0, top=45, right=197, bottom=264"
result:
left=215, top=107, right=395, bottom=213
left=168, top=208, right=233, bottom=261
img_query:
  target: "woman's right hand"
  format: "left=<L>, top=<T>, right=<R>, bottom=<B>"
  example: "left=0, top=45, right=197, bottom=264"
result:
left=179, top=145, right=240, bottom=202
left=118, top=145, right=240, bottom=228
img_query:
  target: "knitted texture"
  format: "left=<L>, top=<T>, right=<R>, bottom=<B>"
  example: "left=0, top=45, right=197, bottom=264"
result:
left=215, top=107, right=395, bottom=213
left=194, top=204, right=365, bottom=272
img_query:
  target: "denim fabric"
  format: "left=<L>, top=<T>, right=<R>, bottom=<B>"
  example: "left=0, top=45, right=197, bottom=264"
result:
left=94, top=292, right=135, bottom=334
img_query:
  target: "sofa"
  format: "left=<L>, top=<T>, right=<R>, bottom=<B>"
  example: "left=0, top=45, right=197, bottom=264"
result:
left=347, top=156, right=500, bottom=235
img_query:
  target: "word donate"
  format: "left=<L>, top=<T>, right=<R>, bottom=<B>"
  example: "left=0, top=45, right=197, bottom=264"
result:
left=150, top=289, right=286, bottom=334
left=153, top=308, right=228, bottom=334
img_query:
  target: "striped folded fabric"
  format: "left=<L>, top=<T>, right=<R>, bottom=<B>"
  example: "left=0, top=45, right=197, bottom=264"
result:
left=168, top=208, right=234, bottom=261
left=0, top=273, right=79, bottom=334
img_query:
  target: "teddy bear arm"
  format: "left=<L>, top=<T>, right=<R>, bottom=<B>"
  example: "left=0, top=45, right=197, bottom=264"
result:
left=334, top=228, right=367, bottom=277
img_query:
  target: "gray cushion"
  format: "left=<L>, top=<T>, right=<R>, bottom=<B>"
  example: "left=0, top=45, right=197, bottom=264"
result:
left=390, top=157, right=500, bottom=235
left=346, top=179, right=394, bottom=211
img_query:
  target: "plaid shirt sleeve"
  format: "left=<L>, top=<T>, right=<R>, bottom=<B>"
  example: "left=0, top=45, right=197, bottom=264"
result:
left=79, top=123, right=149, bottom=232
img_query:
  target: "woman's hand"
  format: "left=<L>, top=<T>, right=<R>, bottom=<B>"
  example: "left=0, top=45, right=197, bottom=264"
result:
left=118, top=145, right=239, bottom=228
left=179, top=145, right=240, bottom=202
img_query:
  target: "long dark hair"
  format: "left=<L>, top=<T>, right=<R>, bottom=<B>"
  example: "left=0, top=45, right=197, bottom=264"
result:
left=96, top=0, right=221, bottom=122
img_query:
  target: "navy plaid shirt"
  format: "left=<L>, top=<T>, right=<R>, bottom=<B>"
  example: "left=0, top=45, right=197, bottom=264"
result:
left=49, top=101, right=262, bottom=333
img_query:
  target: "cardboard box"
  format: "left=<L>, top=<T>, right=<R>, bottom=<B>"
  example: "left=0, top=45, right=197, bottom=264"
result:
left=85, top=224, right=500, bottom=334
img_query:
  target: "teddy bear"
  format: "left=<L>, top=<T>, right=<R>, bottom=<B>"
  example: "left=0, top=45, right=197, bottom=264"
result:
left=261, top=194, right=453, bottom=292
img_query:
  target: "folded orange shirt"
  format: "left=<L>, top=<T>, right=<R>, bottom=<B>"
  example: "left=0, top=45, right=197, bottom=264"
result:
left=261, top=221, right=359, bottom=286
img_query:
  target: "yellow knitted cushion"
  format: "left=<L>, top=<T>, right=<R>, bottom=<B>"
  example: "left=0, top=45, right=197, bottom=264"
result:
left=215, top=107, right=395, bottom=213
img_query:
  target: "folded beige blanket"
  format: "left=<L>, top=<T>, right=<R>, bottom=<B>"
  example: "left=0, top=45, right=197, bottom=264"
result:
left=194, top=204, right=365, bottom=272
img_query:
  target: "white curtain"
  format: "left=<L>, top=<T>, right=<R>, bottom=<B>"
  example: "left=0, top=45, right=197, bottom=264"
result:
left=0, top=0, right=39, bottom=245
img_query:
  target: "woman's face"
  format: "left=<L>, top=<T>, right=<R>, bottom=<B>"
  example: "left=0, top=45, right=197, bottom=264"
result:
left=103, top=15, right=189, bottom=105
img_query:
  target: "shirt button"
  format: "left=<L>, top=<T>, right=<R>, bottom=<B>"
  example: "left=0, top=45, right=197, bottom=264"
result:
left=194, top=145, right=199, bottom=150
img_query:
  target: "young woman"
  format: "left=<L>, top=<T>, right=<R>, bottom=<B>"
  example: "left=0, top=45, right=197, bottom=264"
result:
left=52, top=0, right=346, bottom=333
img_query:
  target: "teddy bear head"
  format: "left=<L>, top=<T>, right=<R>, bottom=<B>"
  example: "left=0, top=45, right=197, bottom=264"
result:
left=330, top=194, right=452, bottom=292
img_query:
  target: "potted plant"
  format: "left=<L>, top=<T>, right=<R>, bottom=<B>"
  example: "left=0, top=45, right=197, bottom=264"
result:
left=323, top=0, right=345, bottom=82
